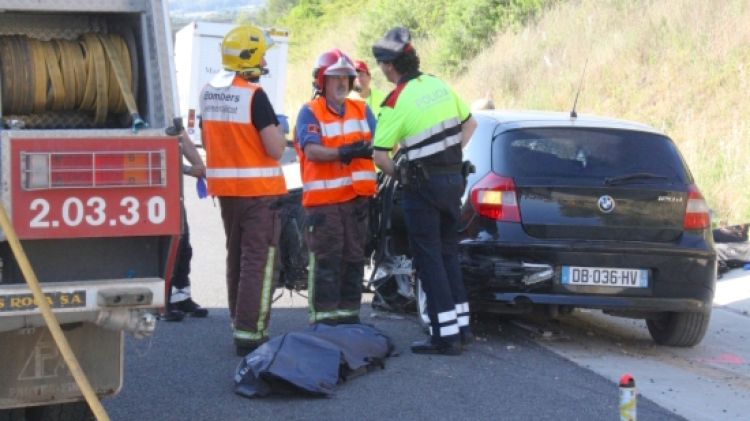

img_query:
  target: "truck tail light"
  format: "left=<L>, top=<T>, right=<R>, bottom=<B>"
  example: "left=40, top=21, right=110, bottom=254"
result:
left=683, top=184, right=710, bottom=230
left=469, top=172, right=520, bottom=222
left=22, top=151, right=166, bottom=190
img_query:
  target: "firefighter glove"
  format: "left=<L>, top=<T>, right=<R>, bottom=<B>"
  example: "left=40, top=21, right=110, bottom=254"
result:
left=338, top=141, right=373, bottom=164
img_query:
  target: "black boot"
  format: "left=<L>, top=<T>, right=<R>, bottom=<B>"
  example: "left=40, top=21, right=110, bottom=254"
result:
left=410, top=338, right=462, bottom=356
left=460, top=329, right=475, bottom=346
left=336, top=316, right=361, bottom=325
left=173, top=298, right=208, bottom=317
left=160, top=309, right=185, bottom=322
left=235, top=337, right=269, bottom=357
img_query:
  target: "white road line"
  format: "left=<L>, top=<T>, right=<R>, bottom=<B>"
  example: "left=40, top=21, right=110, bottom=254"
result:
left=535, top=269, right=750, bottom=421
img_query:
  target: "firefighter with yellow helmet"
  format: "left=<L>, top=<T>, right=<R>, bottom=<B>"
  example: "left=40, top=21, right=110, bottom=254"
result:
left=199, top=25, right=288, bottom=356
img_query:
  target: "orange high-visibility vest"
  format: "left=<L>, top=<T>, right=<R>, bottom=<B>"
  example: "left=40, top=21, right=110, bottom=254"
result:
left=200, top=75, right=286, bottom=197
left=301, top=98, right=376, bottom=207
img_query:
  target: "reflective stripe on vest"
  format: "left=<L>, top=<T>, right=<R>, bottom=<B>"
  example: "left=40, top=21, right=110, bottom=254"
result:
left=304, top=176, right=353, bottom=191
left=345, top=117, right=376, bottom=197
left=206, top=167, right=283, bottom=178
left=400, top=116, right=463, bottom=161
left=200, top=75, right=286, bottom=197
left=320, top=119, right=371, bottom=137
left=301, top=98, right=376, bottom=207
left=352, top=170, right=377, bottom=182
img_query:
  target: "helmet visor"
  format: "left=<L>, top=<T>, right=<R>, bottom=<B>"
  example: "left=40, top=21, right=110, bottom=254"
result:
left=323, top=55, right=356, bottom=77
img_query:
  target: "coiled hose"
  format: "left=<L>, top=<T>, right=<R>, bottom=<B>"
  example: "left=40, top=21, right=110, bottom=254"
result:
left=0, top=32, right=141, bottom=129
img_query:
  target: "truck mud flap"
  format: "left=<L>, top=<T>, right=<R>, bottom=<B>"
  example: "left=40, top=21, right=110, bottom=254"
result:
left=0, top=323, right=121, bottom=409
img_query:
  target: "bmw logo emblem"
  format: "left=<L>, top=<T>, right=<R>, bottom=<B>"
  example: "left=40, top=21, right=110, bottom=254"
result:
left=598, top=195, right=615, bottom=213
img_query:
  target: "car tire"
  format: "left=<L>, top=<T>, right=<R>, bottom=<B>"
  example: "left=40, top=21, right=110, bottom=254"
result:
left=645, top=310, right=711, bottom=347
left=415, top=276, right=430, bottom=333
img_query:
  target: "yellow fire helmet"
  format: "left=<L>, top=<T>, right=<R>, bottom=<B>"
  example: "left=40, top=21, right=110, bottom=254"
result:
left=221, top=25, right=275, bottom=77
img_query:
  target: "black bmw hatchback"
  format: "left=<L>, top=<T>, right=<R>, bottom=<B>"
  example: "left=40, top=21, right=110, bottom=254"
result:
left=370, top=110, right=717, bottom=347
left=451, top=110, right=716, bottom=346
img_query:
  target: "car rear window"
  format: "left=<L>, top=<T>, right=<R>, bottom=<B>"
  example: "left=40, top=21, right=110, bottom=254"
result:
left=495, top=127, right=689, bottom=183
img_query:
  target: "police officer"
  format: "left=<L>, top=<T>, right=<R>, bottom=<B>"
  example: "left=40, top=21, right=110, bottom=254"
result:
left=371, top=27, right=477, bottom=355
left=200, top=25, right=287, bottom=356
left=294, top=48, right=377, bottom=325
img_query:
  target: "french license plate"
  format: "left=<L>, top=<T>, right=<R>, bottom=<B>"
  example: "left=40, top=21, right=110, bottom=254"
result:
left=561, top=266, right=648, bottom=288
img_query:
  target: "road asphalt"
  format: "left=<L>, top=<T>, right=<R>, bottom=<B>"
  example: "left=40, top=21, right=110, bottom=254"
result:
left=105, top=291, right=684, bottom=421
left=104, top=172, right=731, bottom=421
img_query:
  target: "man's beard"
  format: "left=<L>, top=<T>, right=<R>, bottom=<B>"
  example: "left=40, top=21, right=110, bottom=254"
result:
left=333, top=86, right=348, bottom=101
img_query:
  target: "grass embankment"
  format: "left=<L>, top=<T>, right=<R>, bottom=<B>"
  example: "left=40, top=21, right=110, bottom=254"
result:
left=456, top=0, right=750, bottom=223
left=269, top=0, right=749, bottom=223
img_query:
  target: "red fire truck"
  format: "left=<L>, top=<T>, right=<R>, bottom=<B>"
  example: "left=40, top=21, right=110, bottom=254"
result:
left=0, top=0, right=183, bottom=418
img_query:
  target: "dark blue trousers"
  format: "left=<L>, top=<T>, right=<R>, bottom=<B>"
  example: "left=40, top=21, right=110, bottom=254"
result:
left=401, top=173, right=470, bottom=343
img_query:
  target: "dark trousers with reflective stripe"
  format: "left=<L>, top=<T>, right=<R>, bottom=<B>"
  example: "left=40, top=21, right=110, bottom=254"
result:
left=219, top=196, right=280, bottom=337
left=402, top=173, right=469, bottom=343
left=305, top=197, right=369, bottom=323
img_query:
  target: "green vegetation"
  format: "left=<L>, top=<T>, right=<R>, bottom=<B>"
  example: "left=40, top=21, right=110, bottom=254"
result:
left=357, top=0, right=547, bottom=73
left=254, top=0, right=297, bottom=26
left=257, top=0, right=547, bottom=73
left=250, top=0, right=750, bottom=223
left=454, top=0, right=750, bottom=223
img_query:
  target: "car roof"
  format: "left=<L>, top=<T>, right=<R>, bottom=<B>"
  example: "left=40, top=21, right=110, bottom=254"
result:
left=474, top=110, right=664, bottom=136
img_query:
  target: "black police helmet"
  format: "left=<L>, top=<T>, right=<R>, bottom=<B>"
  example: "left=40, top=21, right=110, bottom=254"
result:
left=372, top=26, right=414, bottom=62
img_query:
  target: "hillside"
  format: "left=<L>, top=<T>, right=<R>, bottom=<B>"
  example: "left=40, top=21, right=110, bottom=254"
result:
left=256, top=0, right=749, bottom=223
left=454, top=0, right=750, bottom=224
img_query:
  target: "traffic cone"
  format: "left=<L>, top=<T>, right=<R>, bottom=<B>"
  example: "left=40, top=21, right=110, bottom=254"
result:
left=619, top=373, right=636, bottom=421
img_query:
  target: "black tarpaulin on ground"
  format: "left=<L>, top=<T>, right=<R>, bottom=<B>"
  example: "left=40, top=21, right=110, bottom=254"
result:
left=234, top=323, right=393, bottom=398
left=713, top=224, right=750, bottom=275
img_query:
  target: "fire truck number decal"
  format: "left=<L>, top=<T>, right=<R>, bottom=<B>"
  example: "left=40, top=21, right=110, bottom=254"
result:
left=28, top=196, right=167, bottom=229
left=11, top=137, right=181, bottom=239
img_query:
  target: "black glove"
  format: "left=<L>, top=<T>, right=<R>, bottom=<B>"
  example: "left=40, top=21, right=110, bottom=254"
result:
left=338, top=141, right=373, bottom=164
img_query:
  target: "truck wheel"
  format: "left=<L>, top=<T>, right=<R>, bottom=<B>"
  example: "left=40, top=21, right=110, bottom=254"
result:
left=415, top=277, right=430, bottom=333
left=646, top=310, right=711, bottom=347
left=0, top=408, right=25, bottom=421
left=25, top=402, right=95, bottom=421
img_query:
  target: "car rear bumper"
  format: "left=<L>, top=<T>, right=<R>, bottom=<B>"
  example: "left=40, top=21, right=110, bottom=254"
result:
left=460, top=242, right=716, bottom=312
left=472, top=292, right=709, bottom=312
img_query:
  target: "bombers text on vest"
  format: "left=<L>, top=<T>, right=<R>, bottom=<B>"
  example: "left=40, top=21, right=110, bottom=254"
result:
left=200, top=76, right=286, bottom=197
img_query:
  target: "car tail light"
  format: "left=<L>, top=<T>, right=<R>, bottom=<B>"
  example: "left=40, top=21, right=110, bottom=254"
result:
left=469, top=172, right=520, bottom=222
left=683, top=184, right=710, bottom=230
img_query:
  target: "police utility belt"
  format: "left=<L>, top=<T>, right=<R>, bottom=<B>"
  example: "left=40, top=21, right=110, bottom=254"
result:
left=396, top=160, right=475, bottom=187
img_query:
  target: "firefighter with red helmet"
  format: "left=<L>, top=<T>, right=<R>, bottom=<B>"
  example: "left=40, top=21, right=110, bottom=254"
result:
left=199, top=25, right=288, bottom=356
left=349, top=60, right=386, bottom=118
left=294, top=48, right=378, bottom=325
